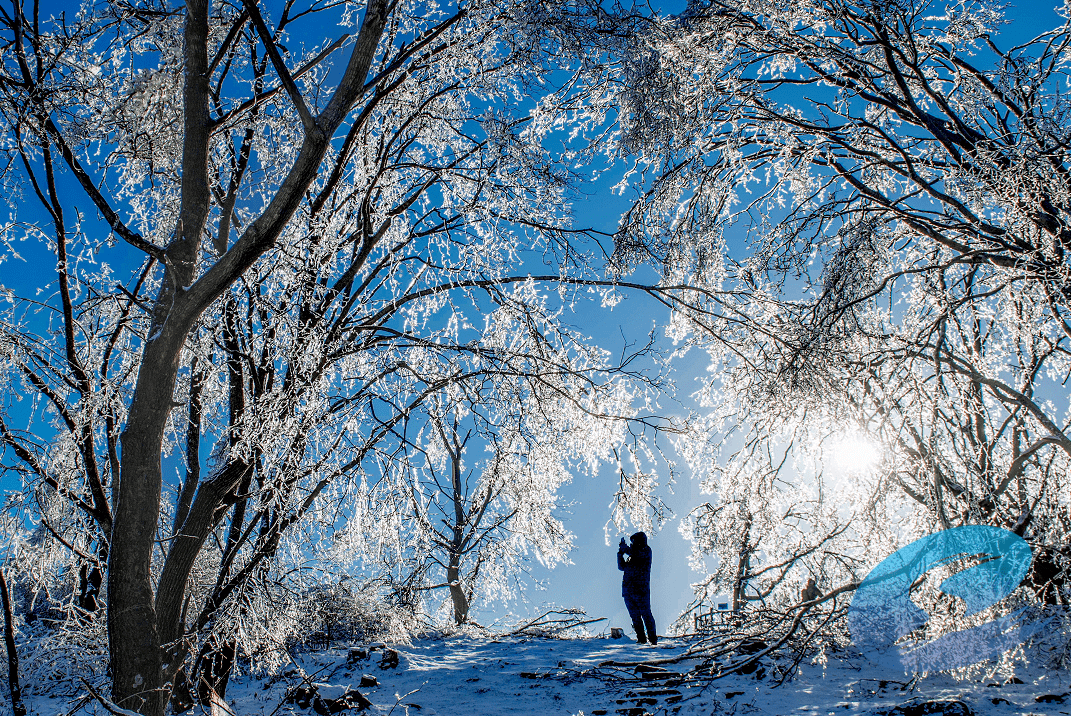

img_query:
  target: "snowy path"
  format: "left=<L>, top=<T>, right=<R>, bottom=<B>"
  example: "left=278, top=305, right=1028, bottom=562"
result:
left=39, top=635, right=1071, bottom=715
left=280, top=635, right=1069, bottom=716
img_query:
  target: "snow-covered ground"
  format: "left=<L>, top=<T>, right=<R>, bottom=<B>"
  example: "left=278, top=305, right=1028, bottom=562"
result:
left=31, top=633, right=1071, bottom=715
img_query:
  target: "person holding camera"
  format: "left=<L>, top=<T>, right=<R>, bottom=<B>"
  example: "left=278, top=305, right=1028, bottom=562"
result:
left=618, top=532, right=657, bottom=644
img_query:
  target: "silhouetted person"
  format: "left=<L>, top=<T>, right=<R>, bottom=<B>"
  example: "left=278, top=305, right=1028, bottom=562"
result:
left=618, top=532, right=656, bottom=644
left=800, top=577, right=820, bottom=603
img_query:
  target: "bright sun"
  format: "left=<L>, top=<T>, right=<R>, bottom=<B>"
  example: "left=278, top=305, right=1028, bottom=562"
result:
left=830, top=433, right=884, bottom=474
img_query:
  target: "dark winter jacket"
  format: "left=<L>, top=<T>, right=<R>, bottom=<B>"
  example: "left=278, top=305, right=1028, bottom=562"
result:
left=618, top=532, right=652, bottom=601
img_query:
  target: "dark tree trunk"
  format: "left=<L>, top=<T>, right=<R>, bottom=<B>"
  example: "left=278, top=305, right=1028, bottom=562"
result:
left=197, top=637, right=237, bottom=703
left=106, top=1, right=390, bottom=711
left=1026, top=545, right=1070, bottom=605
left=108, top=2, right=212, bottom=708
left=76, top=562, right=102, bottom=614
left=731, top=515, right=754, bottom=612
left=447, top=562, right=469, bottom=625
left=75, top=539, right=108, bottom=617
left=168, top=666, right=195, bottom=714
left=0, top=571, right=26, bottom=716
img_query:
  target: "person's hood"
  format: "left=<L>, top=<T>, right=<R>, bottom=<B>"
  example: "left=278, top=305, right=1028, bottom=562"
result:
left=631, top=531, right=648, bottom=546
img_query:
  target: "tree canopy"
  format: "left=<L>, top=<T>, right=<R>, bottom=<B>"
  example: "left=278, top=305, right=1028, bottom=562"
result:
left=571, top=0, right=1071, bottom=630
left=1, top=0, right=1069, bottom=711
left=0, top=0, right=671, bottom=712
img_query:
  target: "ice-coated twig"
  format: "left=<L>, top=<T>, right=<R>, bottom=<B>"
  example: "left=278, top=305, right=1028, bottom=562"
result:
left=386, top=685, right=423, bottom=716
left=79, top=679, right=144, bottom=716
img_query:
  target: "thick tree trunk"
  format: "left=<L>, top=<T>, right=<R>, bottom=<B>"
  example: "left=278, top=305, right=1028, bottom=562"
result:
left=156, top=460, right=251, bottom=684
left=107, top=2, right=212, bottom=709
left=106, top=1, right=389, bottom=711
left=109, top=336, right=186, bottom=714
left=168, top=665, right=195, bottom=714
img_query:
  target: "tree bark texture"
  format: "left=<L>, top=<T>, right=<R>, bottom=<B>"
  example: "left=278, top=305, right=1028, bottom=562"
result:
left=107, top=1, right=390, bottom=712
left=447, top=563, right=469, bottom=625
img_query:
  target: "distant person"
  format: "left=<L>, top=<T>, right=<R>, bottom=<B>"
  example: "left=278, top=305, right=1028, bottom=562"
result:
left=800, top=577, right=820, bottom=603
left=618, top=532, right=656, bottom=644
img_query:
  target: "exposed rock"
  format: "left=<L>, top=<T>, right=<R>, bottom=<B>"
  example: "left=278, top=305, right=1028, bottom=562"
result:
left=378, top=648, right=400, bottom=669
left=1036, top=693, right=1069, bottom=704
left=738, top=639, right=767, bottom=654
left=857, top=678, right=909, bottom=694
left=318, top=689, right=373, bottom=714
left=315, top=684, right=355, bottom=701
left=287, top=684, right=319, bottom=709
left=738, top=659, right=764, bottom=678
left=358, top=674, right=378, bottom=688
left=286, top=683, right=372, bottom=714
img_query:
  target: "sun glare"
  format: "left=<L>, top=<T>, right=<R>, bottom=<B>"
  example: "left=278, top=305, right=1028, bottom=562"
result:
left=831, top=433, right=884, bottom=475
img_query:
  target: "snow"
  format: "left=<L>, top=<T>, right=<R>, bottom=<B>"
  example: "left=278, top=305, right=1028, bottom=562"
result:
left=33, top=633, right=1070, bottom=716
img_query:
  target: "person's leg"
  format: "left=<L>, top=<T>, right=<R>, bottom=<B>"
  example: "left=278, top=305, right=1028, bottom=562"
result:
left=631, top=612, right=647, bottom=643
left=640, top=607, right=657, bottom=645
left=624, top=594, right=647, bottom=643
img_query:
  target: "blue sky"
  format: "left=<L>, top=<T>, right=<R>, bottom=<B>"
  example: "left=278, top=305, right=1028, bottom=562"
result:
left=1, top=0, right=1064, bottom=637
left=517, top=0, right=1067, bottom=633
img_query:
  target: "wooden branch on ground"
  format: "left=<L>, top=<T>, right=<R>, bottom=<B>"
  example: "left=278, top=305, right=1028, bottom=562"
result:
left=508, top=608, right=607, bottom=636
left=600, top=581, right=860, bottom=674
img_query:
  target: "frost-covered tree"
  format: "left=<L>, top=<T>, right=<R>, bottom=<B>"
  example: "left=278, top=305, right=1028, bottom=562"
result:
left=0, top=0, right=671, bottom=712
left=555, top=0, right=1071, bottom=626
left=353, top=357, right=639, bottom=625
left=367, top=400, right=576, bottom=627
